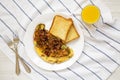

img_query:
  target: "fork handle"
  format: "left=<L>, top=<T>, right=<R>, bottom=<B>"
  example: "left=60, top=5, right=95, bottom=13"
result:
left=13, top=48, right=31, bottom=73
left=19, top=57, right=31, bottom=73
left=15, top=52, right=20, bottom=75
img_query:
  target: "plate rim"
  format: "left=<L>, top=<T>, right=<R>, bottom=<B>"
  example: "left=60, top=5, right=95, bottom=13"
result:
left=23, top=12, right=84, bottom=71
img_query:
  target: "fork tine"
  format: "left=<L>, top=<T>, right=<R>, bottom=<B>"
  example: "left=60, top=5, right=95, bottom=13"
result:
left=3, top=35, right=15, bottom=52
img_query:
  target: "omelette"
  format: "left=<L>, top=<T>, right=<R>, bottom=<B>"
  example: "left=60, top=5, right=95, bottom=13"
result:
left=33, top=24, right=73, bottom=64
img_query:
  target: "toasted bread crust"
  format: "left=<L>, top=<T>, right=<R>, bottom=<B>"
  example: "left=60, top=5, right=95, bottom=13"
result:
left=33, top=23, right=74, bottom=64
left=50, top=15, right=80, bottom=43
left=65, top=23, right=80, bottom=43
left=49, top=15, right=73, bottom=42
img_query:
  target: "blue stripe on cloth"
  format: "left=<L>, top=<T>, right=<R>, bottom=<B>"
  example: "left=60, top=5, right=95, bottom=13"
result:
left=0, top=17, right=58, bottom=80
left=88, top=23, right=120, bottom=54
left=104, top=23, right=120, bottom=31
left=52, top=71, right=67, bottom=80
left=24, top=0, right=119, bottom=79
left=27, top=0, right=42, bottom=14
left=42, top=1, right=86, bottom=78
left=62, top=0, right=118, bottom=73
left=1, top=0, right=83, bottom=79
left=58, top=0, right=93, bottom=37
left=59, top=0, right=119, bottom=67
left=72, top=14, right=93, bottom=37
left=0, top=18, right=48, bottom=79
left=1, top=33, right=48, bottom=80
left=96, top=28, right=120, bottom=44
left=89, top=0, right=120, bottom=31
left=1, top=0, right=119, bottom=80
left=0, top=19, right=24, bottom=46
left=67, top=68, right=84, bottom=80
left=0, top=19, right=14, bottom=35
left=42, top=1, right=98, bottom=79
left=0, top=35, right=48, bottom=80
left=58, top=0, right=71, bottom=13
left=74, top=0, right=120, bottom=53
left=85, top=41, right=120, bottom=66
left=0, top=3, right=26, bottom=31
left=76, top=61, right=102, bottom=80
left=0, top=35, right=2, bottom=38
left=74, top=0, right=120, bottom=45
left=12, top=0, right=67, bottom=79
left=91, top=23, right=120, bottom=44
left=21, top=58, right=48, bottom=80
left=0, top=35, right=47, bottom=80
left=0, top=35, right=10, bottom=43
left=88, top=0, right=94, bottom=6
left=12, top=0, right=32, bottom=21
left=88, top=0, right=106, bottom=24
left=43, top=1, right=102, bottom=78
left=74, top=0, right=83, bottom=9
left=104, top=41, right=120, bottom=53
left=83, top=51, right=112, bottom=73
left=43, top=0, right=55, bottom=12
left=74, top=0, right=119, bottom=40
left=27, top=1, right=69, bottom=79
left=43, top=0, right=114, bottom=79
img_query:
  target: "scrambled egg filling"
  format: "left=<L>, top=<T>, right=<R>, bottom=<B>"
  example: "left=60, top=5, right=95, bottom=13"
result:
left=33, top=24, right=73, bottom=64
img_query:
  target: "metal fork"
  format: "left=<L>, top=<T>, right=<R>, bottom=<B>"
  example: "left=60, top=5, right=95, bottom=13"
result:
left=4, top=34, right=31, bottom=75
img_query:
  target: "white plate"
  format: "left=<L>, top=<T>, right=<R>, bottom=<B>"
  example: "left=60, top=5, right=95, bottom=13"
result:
left=23, top=13, right=84, bottom=71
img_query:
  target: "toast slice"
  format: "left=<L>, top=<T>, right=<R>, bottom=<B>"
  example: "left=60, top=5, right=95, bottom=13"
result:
left=49, top=15, right=73, bottom=41
left=65, top=24, right=80, bottom=43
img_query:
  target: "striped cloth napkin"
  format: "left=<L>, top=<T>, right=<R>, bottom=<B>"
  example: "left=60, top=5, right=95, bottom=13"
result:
left=0, top=0, right=120, bottom=80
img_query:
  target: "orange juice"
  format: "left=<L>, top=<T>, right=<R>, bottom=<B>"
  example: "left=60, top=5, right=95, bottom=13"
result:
left=81, top=5, right=100, bottom=24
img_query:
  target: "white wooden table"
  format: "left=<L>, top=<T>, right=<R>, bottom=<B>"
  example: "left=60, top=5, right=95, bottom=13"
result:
left=0, top=0, right=120, bottom=80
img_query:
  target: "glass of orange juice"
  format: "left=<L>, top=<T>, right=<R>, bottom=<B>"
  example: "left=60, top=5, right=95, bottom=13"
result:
left=81, top=5, right=100, bottom=24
